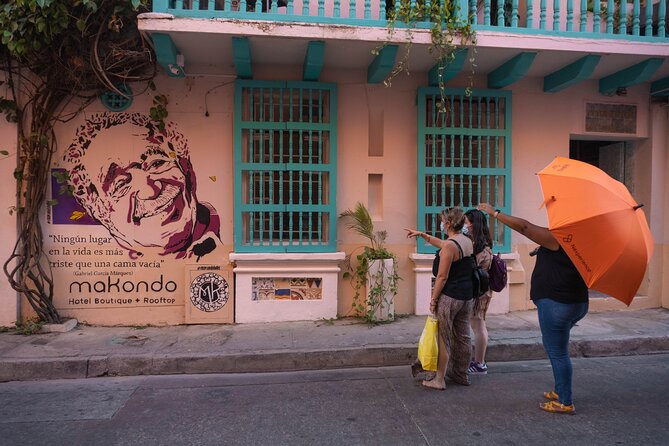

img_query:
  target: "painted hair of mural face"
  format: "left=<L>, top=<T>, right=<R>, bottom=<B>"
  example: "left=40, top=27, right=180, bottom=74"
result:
left=63, top=112, right=201, bottom=256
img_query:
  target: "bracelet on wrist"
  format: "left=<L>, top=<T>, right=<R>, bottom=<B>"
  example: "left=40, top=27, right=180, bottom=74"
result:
left=494, top=209, right=501, bottom=218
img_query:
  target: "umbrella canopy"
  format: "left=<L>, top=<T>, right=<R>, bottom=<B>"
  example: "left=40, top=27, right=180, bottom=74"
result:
left=537, top=156, right=653, bottom=306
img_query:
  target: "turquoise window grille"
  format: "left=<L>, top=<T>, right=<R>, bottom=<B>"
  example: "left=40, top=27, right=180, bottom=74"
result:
left=234, top=80, right=337, bottom=252
left=416, top=88, right=512, bottom=253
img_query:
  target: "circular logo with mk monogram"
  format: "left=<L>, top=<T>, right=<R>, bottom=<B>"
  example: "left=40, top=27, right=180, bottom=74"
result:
left=189, top=272, right=229, bottom=312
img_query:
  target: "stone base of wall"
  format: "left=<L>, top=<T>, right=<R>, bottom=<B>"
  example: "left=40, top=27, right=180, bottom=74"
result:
left=230, top=252, right=345, bottom=323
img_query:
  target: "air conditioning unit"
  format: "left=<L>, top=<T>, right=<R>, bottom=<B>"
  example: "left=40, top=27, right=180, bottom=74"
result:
left=184, top=264, right=234, bottom=324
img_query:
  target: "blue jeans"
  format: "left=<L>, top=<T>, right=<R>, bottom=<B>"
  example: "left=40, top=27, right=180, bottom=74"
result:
left=535, top=298, right=589, bottom=406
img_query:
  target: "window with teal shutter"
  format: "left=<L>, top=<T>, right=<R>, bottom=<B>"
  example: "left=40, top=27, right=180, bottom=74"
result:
left=416, top=88, right=512, bottom=253
left=234, top=80, right=337, bottom=252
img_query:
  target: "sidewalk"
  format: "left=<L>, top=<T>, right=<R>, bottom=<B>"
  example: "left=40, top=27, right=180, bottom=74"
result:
left=1, top=308, right=668, bottom=382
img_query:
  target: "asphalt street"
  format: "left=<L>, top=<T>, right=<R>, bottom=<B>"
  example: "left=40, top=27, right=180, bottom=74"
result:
left=0, top=354, right=667, bottom=446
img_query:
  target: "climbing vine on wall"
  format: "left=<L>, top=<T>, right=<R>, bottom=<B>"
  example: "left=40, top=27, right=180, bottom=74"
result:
left=0, top=0, right=156, bottom=323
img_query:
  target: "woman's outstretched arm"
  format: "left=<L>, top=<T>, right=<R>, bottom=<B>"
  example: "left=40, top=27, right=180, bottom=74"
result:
left=478, top=203, right=559, bottom=251
left=405, top=228, right=445, bottom=249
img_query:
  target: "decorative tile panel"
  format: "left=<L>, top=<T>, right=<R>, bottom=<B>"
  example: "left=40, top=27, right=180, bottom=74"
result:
left=252, top=277, right=323, bottom=301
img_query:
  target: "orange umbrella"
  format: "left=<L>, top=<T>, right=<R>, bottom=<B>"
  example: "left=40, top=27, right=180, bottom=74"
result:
left=537, top=156, right=653, bottom=306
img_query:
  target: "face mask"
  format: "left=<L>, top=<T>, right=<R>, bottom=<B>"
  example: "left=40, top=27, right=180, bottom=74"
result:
left=462, top=225, right=469, bottom=236
left=440, top=222, right=446, bottom=233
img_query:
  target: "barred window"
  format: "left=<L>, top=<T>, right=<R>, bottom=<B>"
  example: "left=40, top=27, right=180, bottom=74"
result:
left=416, top=88, right=512, bottom=253
left=234, top=81, right=337, bottom=252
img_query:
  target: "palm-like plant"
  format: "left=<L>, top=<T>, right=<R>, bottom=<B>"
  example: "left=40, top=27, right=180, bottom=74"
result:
left=339, top=202, right=399, bottom=323
left=338, top=202, right=389, bottom=257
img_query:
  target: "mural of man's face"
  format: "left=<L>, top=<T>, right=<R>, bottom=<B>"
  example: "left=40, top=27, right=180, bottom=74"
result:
left=81, top=122, right=197, bottom=254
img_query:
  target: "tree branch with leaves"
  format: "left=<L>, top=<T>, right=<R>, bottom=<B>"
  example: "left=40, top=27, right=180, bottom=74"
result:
left=0, top=0, right=157, bottom=323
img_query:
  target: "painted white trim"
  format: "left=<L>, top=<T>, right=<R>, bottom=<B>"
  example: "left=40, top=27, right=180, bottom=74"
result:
left=230, top=252, right=346, bottom=262
left=232, top=251, right=345, bottom=323
left=138, top=17, right=669, bottom=57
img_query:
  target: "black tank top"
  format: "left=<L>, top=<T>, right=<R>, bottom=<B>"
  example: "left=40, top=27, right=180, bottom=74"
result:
left=432, top=239, right=474, bottom=301
left=530, top=246, right=588, bottom=304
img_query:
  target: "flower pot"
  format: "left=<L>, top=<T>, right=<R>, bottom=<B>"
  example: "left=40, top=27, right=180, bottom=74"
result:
left=366, top=258, right=396, bottom=322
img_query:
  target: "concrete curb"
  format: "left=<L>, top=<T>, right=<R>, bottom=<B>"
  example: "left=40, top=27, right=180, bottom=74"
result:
left=571, top=336, right=669, bottom=358
left=2, top=335, right=669, bottom=382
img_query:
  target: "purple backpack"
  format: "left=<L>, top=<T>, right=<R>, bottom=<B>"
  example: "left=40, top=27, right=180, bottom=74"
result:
left=488, top=253, right=507, bottom=292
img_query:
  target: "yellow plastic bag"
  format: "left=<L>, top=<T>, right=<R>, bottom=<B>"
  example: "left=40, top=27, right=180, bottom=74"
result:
left=417, top=316, right=439, bottom=371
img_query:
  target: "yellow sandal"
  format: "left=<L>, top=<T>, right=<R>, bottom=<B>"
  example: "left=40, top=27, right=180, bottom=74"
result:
left=543, top=390, right=559, bottom=400
left=540, top=400, right=575, bottom=415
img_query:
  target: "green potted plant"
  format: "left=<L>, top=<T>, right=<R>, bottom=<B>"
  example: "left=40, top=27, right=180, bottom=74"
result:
left=339, top=202, right=400, bottom=323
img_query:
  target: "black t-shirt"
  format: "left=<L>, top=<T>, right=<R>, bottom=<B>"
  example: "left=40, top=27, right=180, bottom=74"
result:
left=530, top=246, right=588, bottom=304
left=432, top=240, right=474, bottom=301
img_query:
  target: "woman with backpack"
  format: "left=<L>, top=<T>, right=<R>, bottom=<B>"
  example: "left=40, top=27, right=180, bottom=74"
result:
left=464, top=209, right=493, bottom=375
left=406, top=207, right=475, bottom=390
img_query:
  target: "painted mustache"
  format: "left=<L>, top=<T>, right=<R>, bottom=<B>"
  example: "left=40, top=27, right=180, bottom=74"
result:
left=133, top=183, right=181, bottom=222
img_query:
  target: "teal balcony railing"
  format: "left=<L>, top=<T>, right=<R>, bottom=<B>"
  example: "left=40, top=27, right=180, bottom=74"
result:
left=153, top=0, right=668, bottom=40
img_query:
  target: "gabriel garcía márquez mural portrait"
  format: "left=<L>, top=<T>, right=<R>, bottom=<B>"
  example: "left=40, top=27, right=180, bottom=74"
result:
left=61, top=112, right=222, bottom=261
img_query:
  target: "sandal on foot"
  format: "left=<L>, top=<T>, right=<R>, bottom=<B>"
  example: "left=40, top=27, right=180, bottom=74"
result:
left=543, top=391, right=559, bottom=400
left=540, top=400, right=575, bottom=415
left=422, top=371, right=437, bottom=381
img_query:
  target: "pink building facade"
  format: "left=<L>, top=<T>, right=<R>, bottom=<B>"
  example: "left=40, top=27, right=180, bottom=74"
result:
left=1, top=1, right=668, bottom=326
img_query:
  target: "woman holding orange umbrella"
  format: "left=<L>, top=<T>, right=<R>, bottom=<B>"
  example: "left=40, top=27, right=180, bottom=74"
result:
left=478, top=203, right=588, bottom=415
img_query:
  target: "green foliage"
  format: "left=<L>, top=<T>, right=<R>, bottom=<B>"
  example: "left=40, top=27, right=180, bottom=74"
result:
left=339, top=202, right=400, bottom=324
left=315, top=317, right=338, bottom=326
left=0, top=1, right=153, bottom=103
left=587, top=0, right=638, bottom=13
left=589, top=0, right=635, bottom=32
left=0, top=0, right=147, bottom=58
left=383, top=0, right=477, bottom=110
left=14, top=317, right=44, bottom=335
left=150, top=94, right=169, bottom=132
left=52, top=169, right=73, bottom=196
left=339, top=202, right=388, bottom=253
left=0, top=0, right=155, bottom=324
